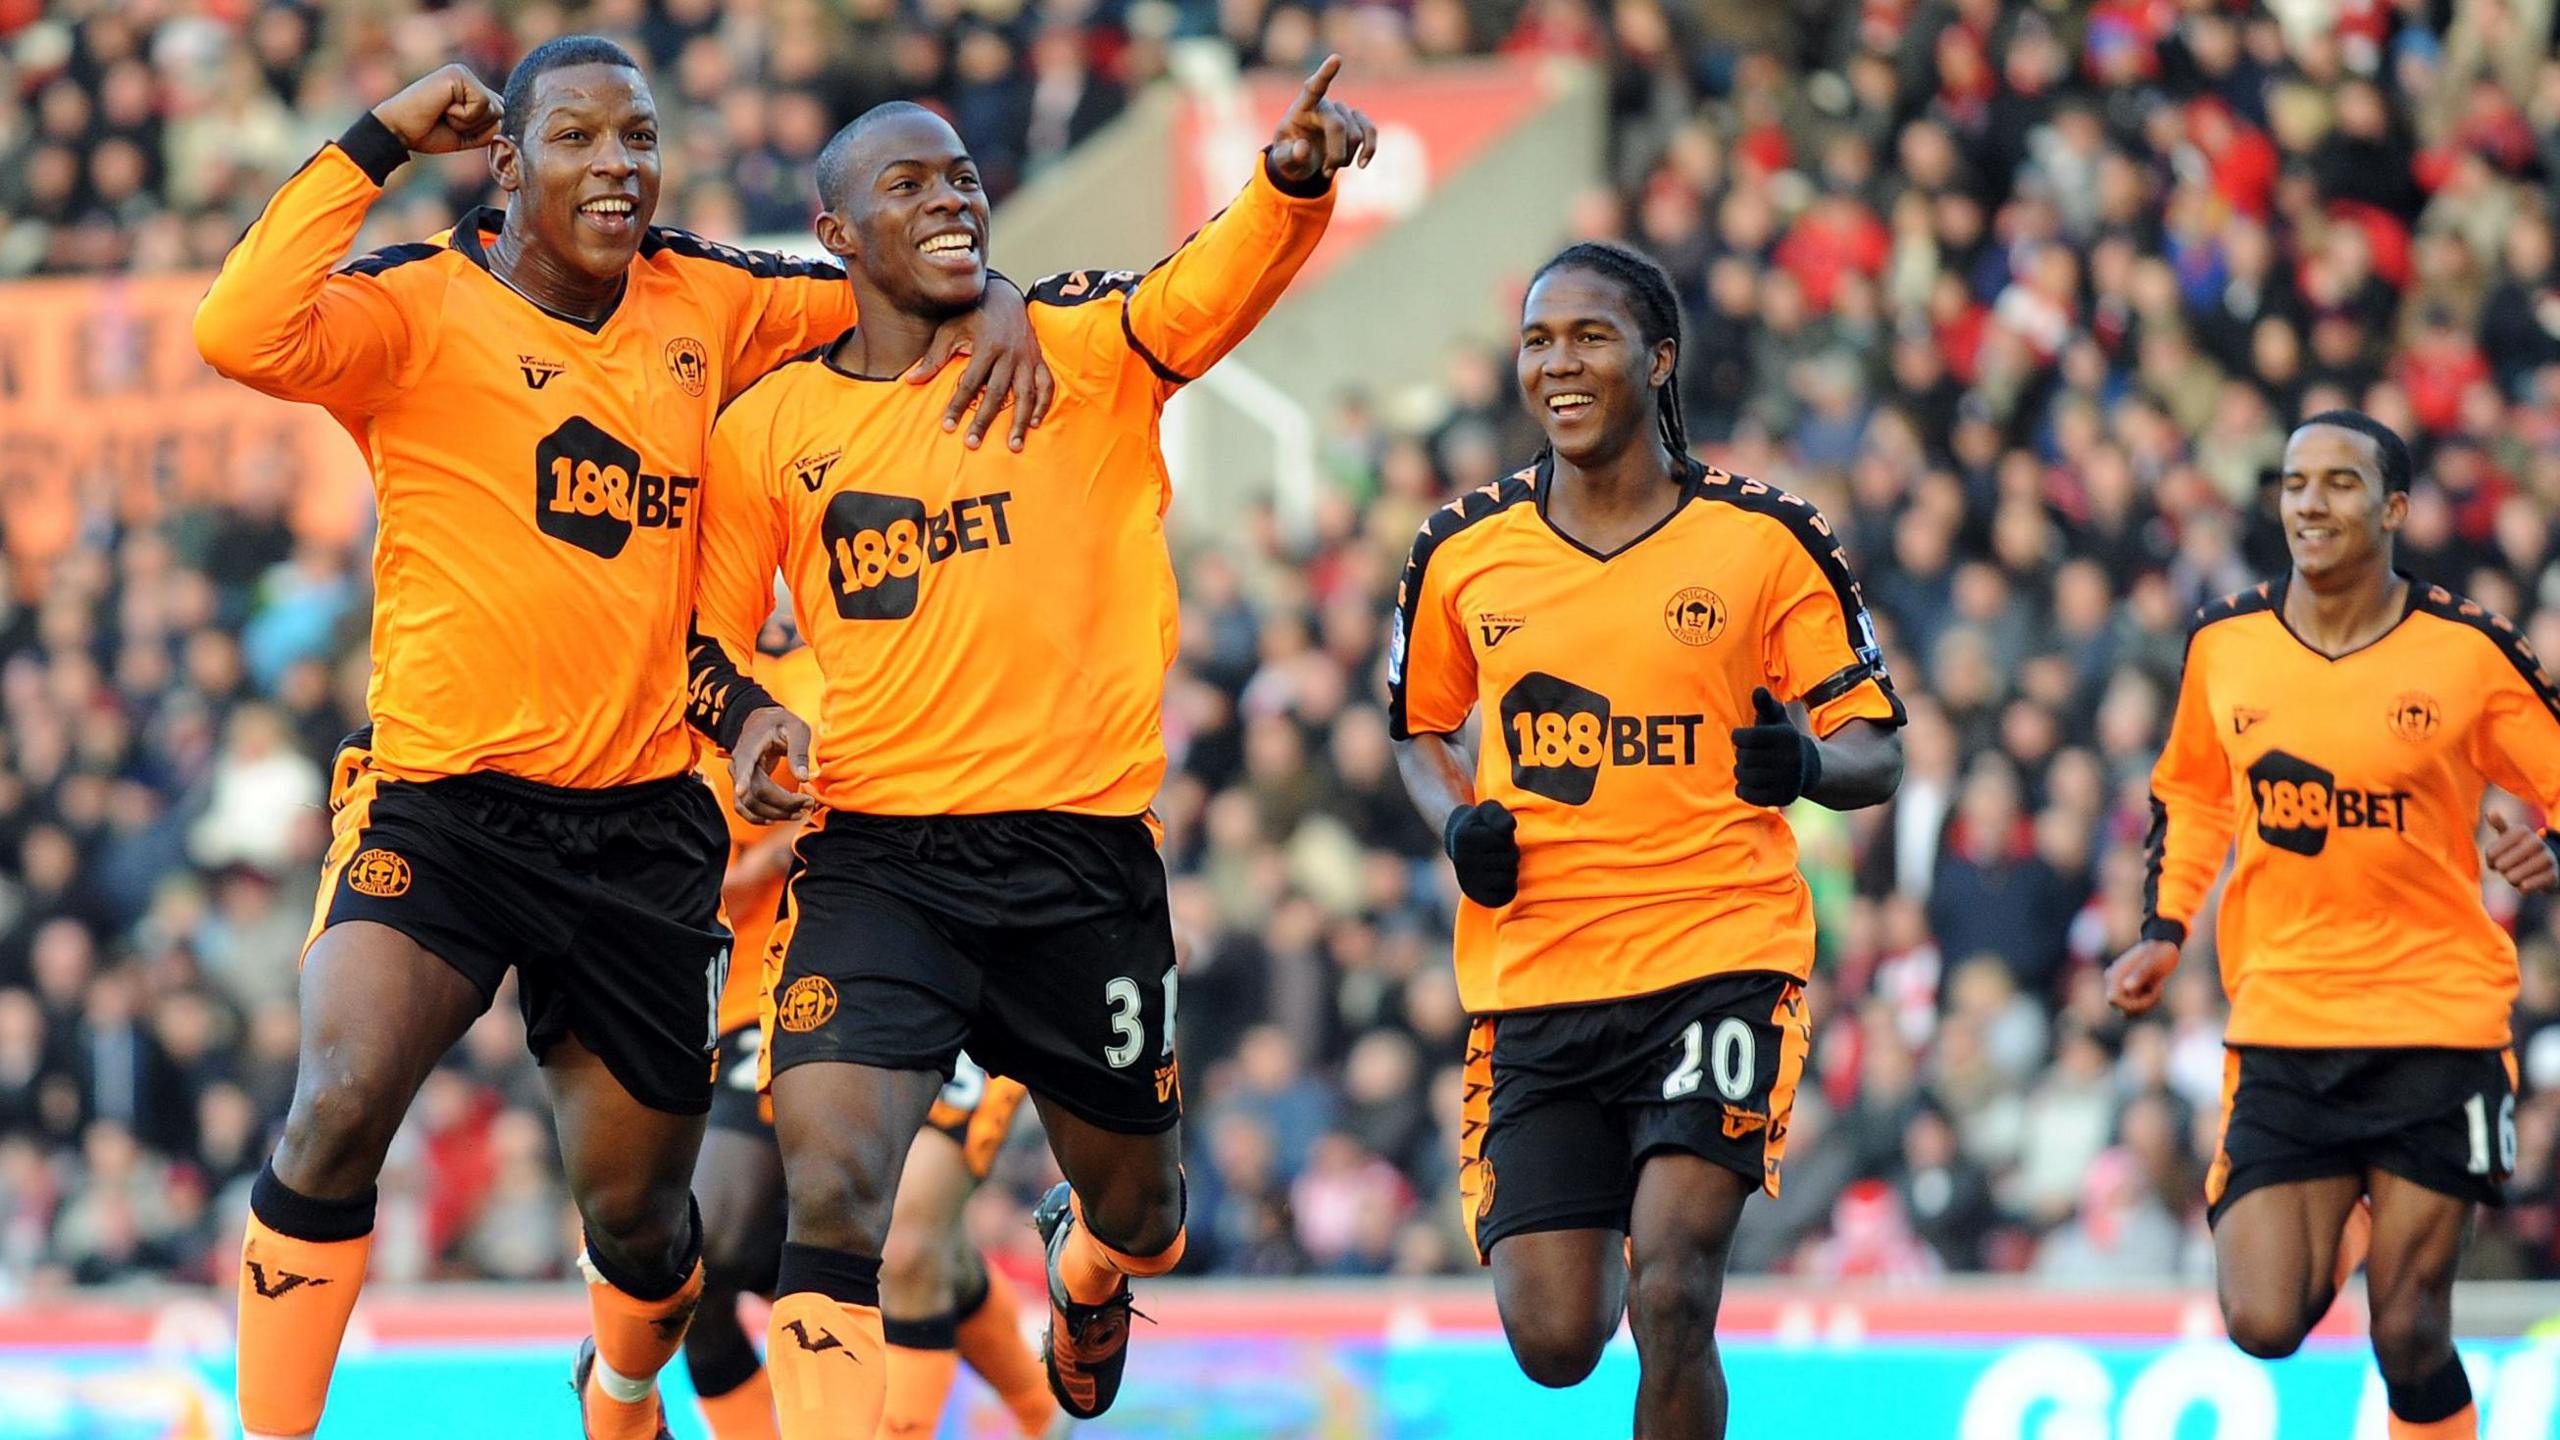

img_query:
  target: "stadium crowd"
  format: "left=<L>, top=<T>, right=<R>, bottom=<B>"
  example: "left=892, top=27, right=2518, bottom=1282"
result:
left=11, top=0, right=2560, bottom=1298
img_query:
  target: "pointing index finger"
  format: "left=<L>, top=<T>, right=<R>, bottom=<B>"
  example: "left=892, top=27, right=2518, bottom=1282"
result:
left=1290, top=55, right=1343, bottom=119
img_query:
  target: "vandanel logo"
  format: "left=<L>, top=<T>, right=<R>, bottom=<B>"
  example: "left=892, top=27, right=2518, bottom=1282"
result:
left=347, top=849, right=411, bottom=898
left=1476, top=612, right=1526, bottom=648
left=518, top=354, right=567, bottom=390
left=788, top=449, right=843, bottom=494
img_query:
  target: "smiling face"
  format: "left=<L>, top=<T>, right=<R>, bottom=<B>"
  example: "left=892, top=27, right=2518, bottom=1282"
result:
left=1516, top=267, right=1674, bottom=467
left=490, top=62, right=662, bottom=285
left=814, top=107, right=988, bottom=321
left=2279, top=422, right=2404, bottom=582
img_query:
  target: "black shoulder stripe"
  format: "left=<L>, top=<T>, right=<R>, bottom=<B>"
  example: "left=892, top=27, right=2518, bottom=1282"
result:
left=2411, top=583, right=2560, bottom=727
left=339, top=241, right=444, bottom=278
left=1027, top=268, right=1141, bottom=306
left=1024, top=268, right=1193, bottom=385
left=2189, top=582, right=2277, bottom=639
left=1699, top=470, right=1907, bottom=725
left=643, top=228, right=842, bottom=280
left=2139, top=793, right=2185, bottom=946
left=1385, top=469, right=1538, bottom=740
left=714, top=341, right=834, bottom=422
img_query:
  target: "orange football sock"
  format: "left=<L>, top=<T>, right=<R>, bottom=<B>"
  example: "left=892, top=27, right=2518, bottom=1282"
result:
left=1059, top=1194, right=1185, bottom=1306
left=236, top=1167, right=374, bottom=1439
left=882, top=1317, right=961, bottom=1440
left=2388, top=1406, right=2478, bottom=1439
left=956, top=1267, right=1054, bottom=1437
left=769, top=1293, right=886, bottom=1440
left=695, top=1368, right=781, bottom=1440
left=580, top=1227, right=706, bottom=1440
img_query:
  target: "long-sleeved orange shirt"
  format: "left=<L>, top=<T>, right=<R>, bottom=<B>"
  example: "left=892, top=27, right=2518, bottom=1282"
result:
left=2145, top=576, right=2560, bottom=1047
left=689, top=157, right=1334, bottom=817
left=195, top=116, right=854, bottom=788
left=1389, top=461, right=1904, bottom=1013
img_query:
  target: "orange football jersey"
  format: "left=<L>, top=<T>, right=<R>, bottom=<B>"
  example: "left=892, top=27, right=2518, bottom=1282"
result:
left=195, top=121, right=854, bottom=789
left=691, top=160, right=1334, bottom=817
left=1389, top=460, right=1904, bottom=1014
left=703, top=645, right=827, bottom=1034
left=2145, top=577, right=2560, bottom=1048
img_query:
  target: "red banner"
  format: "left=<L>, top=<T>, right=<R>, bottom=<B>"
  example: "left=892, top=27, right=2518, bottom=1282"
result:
left=1171, top=61, right=1555, bottom=285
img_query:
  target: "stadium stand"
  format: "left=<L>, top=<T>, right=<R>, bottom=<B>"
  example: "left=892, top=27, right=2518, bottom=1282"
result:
left=6, top=0, right=2560, bottom=1306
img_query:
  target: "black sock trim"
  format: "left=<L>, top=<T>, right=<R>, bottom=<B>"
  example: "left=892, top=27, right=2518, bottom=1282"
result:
left=250, top=1162, right=377, bottom=1243
left=883, top=1311, right=959, bottom=1350
left=776, top=1242, right=882, bottom=1309
left=683, top=1338, right=764, bottom=1399
left=953, top=1265, right=992, bottom=1321
left=2386, top=1352, right=2473, bottom=1425
left=585, top=1196, right=705, bottom=1302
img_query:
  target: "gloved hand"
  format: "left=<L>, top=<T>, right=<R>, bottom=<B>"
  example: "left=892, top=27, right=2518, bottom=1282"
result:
left=1442, top=799, right=1520, bottom=907
left=1731, top=687, right=1821, bottom=809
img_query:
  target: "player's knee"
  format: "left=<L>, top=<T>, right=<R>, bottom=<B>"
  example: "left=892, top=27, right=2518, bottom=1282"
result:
left=275, top=1065, right=402, bottom=1191
left=580, top=1178, right=695, bottom=1277
left=879, top=1216, right=952, bottom=1295
left=1080, top=1164, right=1185, bottom=1260
left=1627, top=1252, right=1719, bottom=1355
left=1505, top=1319, right=1610, bottom=1389
left=784, top=1155, right=895, bottom=1255
left=2222, top=1299, right=2313, bottom=1361
left=2368, top=1300, right=2453, bottom=1382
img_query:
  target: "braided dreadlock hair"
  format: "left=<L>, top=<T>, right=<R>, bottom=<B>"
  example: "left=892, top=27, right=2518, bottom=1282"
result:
left=1525, top=242, right=1690, bottom=466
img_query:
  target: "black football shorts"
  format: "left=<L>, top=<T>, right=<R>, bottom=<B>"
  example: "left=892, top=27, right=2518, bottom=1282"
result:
left=2206, top=1044, right=2516, bottom=1223
left=310, top=728, right=729, bottom=1115
left=762, top=809, right=1180, bottom=1135
left=1459, top=971, right=1811, bottom=1263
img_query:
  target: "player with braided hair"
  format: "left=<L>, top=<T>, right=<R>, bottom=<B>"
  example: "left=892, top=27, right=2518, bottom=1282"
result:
left=1387, top=241, right=1904, bottom=1437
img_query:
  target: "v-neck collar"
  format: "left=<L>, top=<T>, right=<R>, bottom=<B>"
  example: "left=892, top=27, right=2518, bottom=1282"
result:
left=448, top=206, right=629, bottom=336
left=2268, top=567, right=2419, bottom=663
left=1532, top=452, right=1703, bottom=563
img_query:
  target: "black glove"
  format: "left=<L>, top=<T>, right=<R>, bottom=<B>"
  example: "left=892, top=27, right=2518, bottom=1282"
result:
left=1731, top=687, right=1821, bottom=809
left=1442, top=799, right=1520, bottom=907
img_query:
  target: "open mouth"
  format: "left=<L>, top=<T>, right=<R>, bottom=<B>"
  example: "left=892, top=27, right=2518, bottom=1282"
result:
left=1545, top=391, right=1597, bottom=422
left=918, top=230, right=980, bottom=268
left=578, top=196, right=638, bottom=236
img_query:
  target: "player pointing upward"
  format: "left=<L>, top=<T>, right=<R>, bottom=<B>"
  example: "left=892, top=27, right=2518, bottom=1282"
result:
left=1389, top=242, right=1903, bottom=1439
left=686, top=61, right=1372, bottom=1439
left=193, top=44, right=1042, bottom=1440
left=2110, top=411, right=2560, bottom=1440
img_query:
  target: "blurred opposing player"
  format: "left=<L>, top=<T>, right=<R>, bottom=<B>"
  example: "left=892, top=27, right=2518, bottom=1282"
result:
left=684, top=640, right=1055, bottom=1440
left=2109, top=411, right=2560, bottom=1440
left=685, top=68, right=1371, bottom=1437
left=193, top=44, right=1045, bottom=1440
left=1388, top=242, right=1904, bottom=1439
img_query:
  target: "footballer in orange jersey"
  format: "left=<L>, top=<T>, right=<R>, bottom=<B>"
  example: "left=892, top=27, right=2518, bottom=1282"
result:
left=682, top=643, right=1056, bottom=1440
left=2109, top=411, right=2560, bottom=1440
left=685, top=71, right=1374, bottom=1437
left=1390, top=244, right=1902, bottom=1439
left=194, top=44, right=1047, bottom=1440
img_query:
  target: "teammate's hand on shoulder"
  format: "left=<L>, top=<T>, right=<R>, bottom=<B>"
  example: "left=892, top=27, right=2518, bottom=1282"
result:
left=915, top=275, right=1053, bottom=453
left=1731, top=687, right=1821, bottom=809
left=1267, top=55, right=1379, bottom=187
left=732, top=706, right=817, bottom=824
left=373, top=64, right=504, bottom=155
left=1443, top=799, right=1519, bottom=908
left=2485, top=812, right=2560, bottom=895
left=2104, top=939, right=2180, bottom=1017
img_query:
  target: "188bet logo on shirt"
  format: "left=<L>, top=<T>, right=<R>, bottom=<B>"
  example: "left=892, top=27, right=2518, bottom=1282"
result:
left=1499, top=671, right=1706, bottom=805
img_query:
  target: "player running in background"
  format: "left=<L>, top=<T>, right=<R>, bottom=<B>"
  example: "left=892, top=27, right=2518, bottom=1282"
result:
left=2108, top=411, right=2560, bottom=1440
left=686, top=641, right=1057, bottom=1440
left=1387, top=242, right=1904, bottom=1440
left=193, top=44, right=1044, bottom=1440
left=685, top=66, right=1372, bottom=1438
